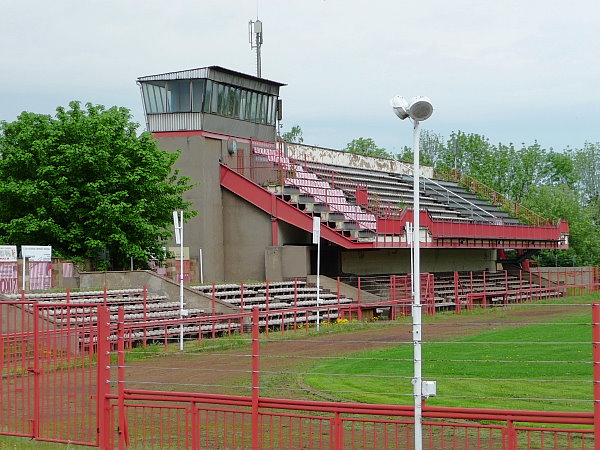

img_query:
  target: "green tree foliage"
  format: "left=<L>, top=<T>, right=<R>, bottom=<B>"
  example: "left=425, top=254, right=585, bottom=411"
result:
left=525, top=185, right=599, bottom=266
left=344, top=137, right=392, bottom=159
left=573, top=143, right=600, bottom=220
left=0, top=102, right=196, bottom=270
left=398, top=129, right=599, bottom=265
left=281, top=125, right=304, bottom=144
left=396, top=130, right=446, bottom=166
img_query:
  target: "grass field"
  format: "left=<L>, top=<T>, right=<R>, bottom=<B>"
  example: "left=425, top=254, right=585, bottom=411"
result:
left=303, top=295, right=598, bottom=411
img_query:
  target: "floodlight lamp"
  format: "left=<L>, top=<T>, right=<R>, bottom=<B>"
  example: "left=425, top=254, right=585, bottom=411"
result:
left=407, top=96, right=433, bottom=121
left=391, top=95, right=409, bottom=120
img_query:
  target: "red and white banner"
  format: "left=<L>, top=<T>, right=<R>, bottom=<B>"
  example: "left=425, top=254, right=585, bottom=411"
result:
left=0, top=262, right=18, bottom=294
left=29, top=261, right=52, bottom=291
left=62, top=262, right=74, bottom=278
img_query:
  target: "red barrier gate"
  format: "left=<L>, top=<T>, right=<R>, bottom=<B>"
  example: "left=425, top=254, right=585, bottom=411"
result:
left=0, top=302, right=101, bottom=446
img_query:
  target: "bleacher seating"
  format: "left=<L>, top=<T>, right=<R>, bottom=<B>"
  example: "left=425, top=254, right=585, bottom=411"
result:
left=297, top=159, right=515, bottom=225
left=7, top=288, right=241, bottom=345
left=189, top=280, right=354, bottom=325
left=253, top=146, right=377, bottom=237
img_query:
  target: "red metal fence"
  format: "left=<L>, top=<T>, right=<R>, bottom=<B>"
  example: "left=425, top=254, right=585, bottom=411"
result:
left=0, top=301, right=102, bottom=446
left=102, top=391, right=594, bottom=449
left=2, top=295, right=600, bottom=448
left=99, top=307, right=597, bottom=449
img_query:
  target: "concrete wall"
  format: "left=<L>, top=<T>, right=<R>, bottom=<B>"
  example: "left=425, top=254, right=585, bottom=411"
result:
left=278, top=221, right=311, bottom=246
left=202, top=115, right=276, bottom=142
left=222, top=189, right=273, bottom=281
left=265, top=246, right=311, bottom=281
left=286, top=143, right=434, bottom=178
left=156, top=135, right=226, bottom=281
left=341, top=248, right=497, bottom=275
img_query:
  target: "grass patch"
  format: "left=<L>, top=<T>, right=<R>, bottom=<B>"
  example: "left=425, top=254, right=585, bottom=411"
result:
left=303, top=294, right=598, bottom=411
left=0, top=435, right=89, bottom=449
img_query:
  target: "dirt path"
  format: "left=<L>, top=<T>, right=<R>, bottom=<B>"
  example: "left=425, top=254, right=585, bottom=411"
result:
left=119, top=304, right=587, bottom=400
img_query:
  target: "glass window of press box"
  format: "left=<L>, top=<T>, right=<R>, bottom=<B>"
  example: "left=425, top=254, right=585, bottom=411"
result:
left=141, top=79, right=277, bottom=125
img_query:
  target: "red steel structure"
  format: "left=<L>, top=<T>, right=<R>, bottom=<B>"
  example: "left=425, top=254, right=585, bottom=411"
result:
left=1, top=298, right=599, bottom=448
left=219, top=143, right=569, bottom=251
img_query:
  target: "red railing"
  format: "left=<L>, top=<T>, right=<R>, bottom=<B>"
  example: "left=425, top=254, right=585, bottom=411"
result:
left=224, top=152, right=568, bottom=248
left=2, top=296, right=600, bottom=447
left=96, top=306, right=599, bottom=449
left=375, top=209, right=569, bottom=249
left=246, top=145, right=377, bottom=233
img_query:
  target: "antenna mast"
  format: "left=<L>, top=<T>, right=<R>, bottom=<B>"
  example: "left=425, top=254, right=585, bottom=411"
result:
left=249, top=19, right=263, bottom=78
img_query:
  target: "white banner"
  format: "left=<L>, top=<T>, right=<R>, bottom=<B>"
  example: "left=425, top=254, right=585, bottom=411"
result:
left=312, top=217, right=321, bottom=244
left=0, top=245, right=17, bottom=262
left=21, top=245, right=52, bottom=261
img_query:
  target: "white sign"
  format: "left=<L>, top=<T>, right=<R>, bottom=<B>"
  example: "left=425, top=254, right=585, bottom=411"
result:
left=168, top=247, right=189, bottom=260
left=173, top=211, right=182, bottom=244
left=312, top=217, right=321, bottom=244
left=21, top=245, right=52, bottom=261
left=0, top=245, right=17, bottom=262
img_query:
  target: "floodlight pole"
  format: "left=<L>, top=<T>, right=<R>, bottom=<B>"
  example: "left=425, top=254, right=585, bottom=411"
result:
left=179, top=210, right=184, bottom=351
left=391, top=95, right=432, bottom=450
left=411, top=119, right=423, bottom=450
left=313, top=216, right=322, bottom=331
left=173, top=210, right=185, bottom=351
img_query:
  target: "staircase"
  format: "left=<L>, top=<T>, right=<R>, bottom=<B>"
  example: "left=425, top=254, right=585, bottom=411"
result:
left=253, top=144, right=377, bottom=240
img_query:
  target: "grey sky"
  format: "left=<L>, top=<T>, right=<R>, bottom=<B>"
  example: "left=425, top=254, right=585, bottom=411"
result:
left=2, top=0, right=599, bottom=154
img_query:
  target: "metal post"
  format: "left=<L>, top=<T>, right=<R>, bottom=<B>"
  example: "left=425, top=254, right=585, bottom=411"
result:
left=96, top=306, right=111, bottom=449
left=593, top=303, right=600, bottom=447
left=117, top=308, right=127, bottom=449
left=313, top=216, right=321, bottom=331
left=316, top=234, right=321, bottom=331
left=22, top=256, right=26, bottom=292
left=411, top=119, right=423, bottom=450
left=179, top=210, right=185, bottom=351
left=251, top=307, right=260, bottom=450
left=32, top=304, right=40, bottom=439
left=256, top=34, right=262, bottom=78
left=199, top=248, right=204, bottom=284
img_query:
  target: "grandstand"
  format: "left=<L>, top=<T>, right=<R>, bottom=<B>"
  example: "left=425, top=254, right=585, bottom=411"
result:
left=126, top=64, right=577, bottom=324
left=0, top=65, right=578, bottom=333
left=137, top=66, right=568, bottom=288
left=0, top=65, right=575, bottom=338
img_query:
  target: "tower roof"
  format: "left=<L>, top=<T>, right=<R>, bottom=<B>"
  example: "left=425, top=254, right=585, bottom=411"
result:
left=138, top=65, right=286, bottom=87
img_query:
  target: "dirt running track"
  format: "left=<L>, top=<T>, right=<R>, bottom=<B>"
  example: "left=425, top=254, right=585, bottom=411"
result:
left=119, top=305, right=587, bottom=401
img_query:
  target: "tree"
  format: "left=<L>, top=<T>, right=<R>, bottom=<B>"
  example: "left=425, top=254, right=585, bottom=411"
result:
left=0, top=101, right=196, bottom=270
left=395, top=130, right=443, bottom=166
left=281, top=125, right=303, bottom=144
left=525, top=185, right=600, bottom=266
left=344, top=137, right=392, bottom=159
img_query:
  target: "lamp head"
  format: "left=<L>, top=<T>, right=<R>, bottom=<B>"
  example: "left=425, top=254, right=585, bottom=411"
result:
left=391, top=95, right=409, bottom=120
left=407, top=96, right=433, bottom=121
left=391, top=95, right=434, bottom=122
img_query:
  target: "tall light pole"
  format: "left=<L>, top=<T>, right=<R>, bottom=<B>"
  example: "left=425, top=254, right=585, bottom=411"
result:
left=173, top=210, right=186, bottom=351
left=391, top=95, right=434, bottom=450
